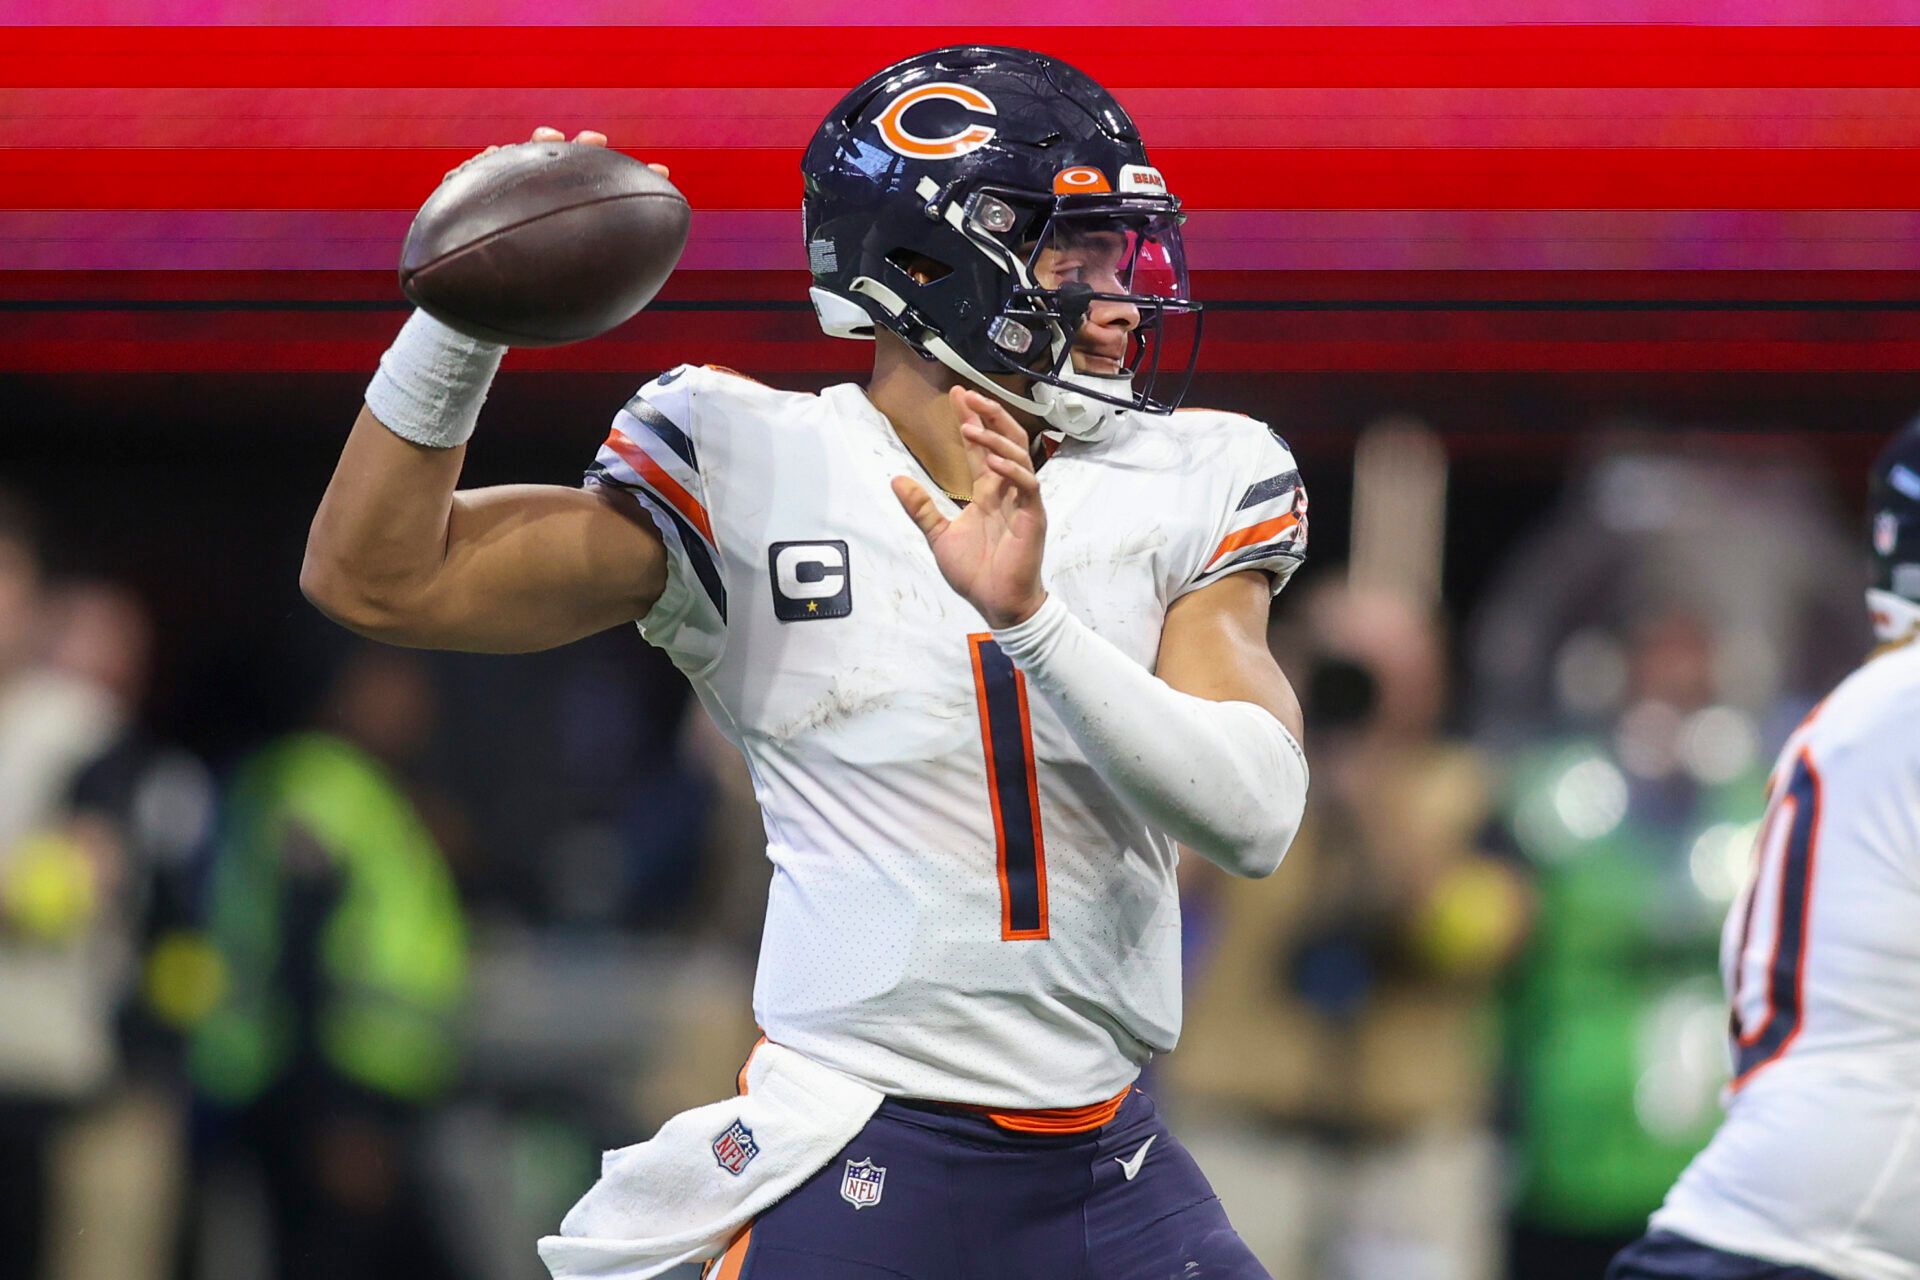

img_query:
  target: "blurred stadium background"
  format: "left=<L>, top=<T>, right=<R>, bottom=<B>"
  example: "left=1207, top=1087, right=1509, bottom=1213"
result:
left=2, top=4, right=1918, bottom=1279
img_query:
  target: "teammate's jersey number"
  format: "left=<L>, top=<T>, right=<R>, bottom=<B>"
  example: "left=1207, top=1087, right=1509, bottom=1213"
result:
left=1730, top=750, right=1823, bottom=1086
left=969, top=636, right=1049, bottom=941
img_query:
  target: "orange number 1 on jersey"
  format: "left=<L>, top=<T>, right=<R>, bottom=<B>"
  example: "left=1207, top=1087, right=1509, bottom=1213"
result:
left=968, top=635, right=1050, bottom=941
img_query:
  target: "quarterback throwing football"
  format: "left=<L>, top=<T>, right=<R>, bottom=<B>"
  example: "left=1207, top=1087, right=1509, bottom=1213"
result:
left=304, top=47, right=1308, bottom=1279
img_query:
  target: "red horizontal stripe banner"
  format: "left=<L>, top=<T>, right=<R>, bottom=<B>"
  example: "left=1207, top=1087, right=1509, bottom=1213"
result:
left=0, top=269, right=814, bottom=302
left=12, top=87, right=1920, bottom=152
left=9, top=308, right=1920, bottom=372
left=18, top=303, right=1920, bottom=337
left=11, top=338, right=1920, bottom=375
left=11, top=269, right=1920, bottom=305
left=15, top=0, right=1920, bottom=26
left=8, top=25, right=1920, bottom=89
left=10, top=146, right=1920, bottom=211
left=12, top=209, right=1920, bottom=273
left=1190, top=270, right=1920, bottom=303
left=19, top=307, right=1920, bottom=342
left=15, top=0, right=1920, bottom=27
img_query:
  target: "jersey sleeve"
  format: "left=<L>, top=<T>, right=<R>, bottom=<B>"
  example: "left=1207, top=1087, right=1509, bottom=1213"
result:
left=1176, top=419, right=1309, bottom=598
left=583, top=365, right=729, bottom=670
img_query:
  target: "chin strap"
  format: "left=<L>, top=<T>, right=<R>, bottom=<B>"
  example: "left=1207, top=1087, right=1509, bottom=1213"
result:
left=1868, top=589, right=1920, bottom=643
left=1031, top=369, right=1136, bottom=443
left=1010, top=281, right=1136, bottom=443
left=830, top=274, right=1145, bottom=444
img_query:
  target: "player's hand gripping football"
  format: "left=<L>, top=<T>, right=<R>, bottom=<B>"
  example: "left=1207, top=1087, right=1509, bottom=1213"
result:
left=444, top=125, right=671, bottom=179
left=893, top=387, right=1049, bottom=629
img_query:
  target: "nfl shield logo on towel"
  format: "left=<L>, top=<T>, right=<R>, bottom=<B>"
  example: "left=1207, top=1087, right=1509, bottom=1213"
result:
left=840, top=1157, right=886, bottom=1209
left=711, top=1120, right=758, bottom=1176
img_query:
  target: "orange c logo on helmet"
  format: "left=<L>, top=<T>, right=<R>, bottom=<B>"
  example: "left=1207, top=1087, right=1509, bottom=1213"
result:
left=1052, top=167, right=1112, bottom=194
left=874, top=82, right=998, bottom=160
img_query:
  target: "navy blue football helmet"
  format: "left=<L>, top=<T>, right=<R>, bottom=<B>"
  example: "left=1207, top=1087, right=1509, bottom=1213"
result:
left=1869, top=415, right=1920, bottom=639
left=801, top=45, right=1201, bottom=437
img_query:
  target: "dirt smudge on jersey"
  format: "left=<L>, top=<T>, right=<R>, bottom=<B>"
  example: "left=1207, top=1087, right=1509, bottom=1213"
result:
left=771, top=666, right=966, bottom=743
left=1048, top=526, right=1169, bottom=585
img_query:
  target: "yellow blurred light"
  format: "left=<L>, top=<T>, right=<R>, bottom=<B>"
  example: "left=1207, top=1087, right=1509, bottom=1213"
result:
left=1413, top=861, right=1526, bottom=976
left=2, top=832, right=97, bottom=941
left=144, top=931, right=229, bottom=1027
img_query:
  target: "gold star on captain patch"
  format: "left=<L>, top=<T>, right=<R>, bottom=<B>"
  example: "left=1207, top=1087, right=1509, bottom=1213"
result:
left=807, top=601, right=819, bottom=614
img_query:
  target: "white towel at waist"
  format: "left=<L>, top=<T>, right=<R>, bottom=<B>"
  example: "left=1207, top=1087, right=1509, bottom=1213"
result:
left=539, top=1040, right=884, bottom=1279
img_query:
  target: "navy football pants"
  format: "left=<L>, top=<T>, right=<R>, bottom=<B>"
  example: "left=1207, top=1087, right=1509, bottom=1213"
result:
left=707, top=1089, right=1268, bottom=1279
left=1608, top=1230, right=1842, bottom=1280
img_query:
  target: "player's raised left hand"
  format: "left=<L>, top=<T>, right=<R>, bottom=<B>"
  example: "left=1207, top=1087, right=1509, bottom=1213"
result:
left=893, top=387, right=1048, bottom=628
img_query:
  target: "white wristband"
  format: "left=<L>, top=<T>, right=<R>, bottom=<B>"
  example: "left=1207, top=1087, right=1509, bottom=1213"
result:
left=992, top=594, right=1307, bottom=878
left=364, top=310, right=506, bottom=449
left=987, top=593, right=1073, bottom=664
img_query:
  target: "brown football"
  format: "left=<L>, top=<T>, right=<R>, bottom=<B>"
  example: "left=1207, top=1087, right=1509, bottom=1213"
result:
left=399, top=142, right=690, bottom=347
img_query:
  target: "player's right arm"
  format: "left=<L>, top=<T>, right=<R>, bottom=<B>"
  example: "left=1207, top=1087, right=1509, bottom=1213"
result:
left=301, top=406, right=667, bottom=653
left=303, top=126, right=678, bottom=654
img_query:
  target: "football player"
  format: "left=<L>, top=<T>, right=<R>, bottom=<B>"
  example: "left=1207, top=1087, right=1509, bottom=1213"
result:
left=1607, top=422, right=1920, bottom=1280
left=303, top=47, right=1307, bottom=1279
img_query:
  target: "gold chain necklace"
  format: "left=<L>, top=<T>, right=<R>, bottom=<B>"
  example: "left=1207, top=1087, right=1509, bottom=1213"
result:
left=899, top=442, right=970, bottom=506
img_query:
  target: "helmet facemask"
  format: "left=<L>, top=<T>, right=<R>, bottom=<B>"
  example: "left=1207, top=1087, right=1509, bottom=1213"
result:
left=945, top=185, right=1202, bottom=437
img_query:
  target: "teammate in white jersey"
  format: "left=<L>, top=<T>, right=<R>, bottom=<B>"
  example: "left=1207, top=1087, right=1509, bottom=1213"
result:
left=304, top=46, right=1306, bottom=1278
left=1609, top=421, right=1920, bottom=1280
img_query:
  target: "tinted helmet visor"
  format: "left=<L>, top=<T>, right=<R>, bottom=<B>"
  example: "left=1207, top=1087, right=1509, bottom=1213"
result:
left=969, top=192, right=1202, bottom=414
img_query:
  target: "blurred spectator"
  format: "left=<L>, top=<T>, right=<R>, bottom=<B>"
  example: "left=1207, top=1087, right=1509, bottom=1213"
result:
left=677, top=704, right=770, bottom=956
left=1470, top=436, right=1863, bottom=752
left=1495, top=606, right=1770, bottom=1279
left=57, top=585, right=220, bottom=1084
left=0, top=499, right=128, bottom=1280
left=1169, top=581, right=1527, bottom=1280
left=188, top=643, right=468, bottom=1280
left=40, top=582, right=217, bottom=1280
left=1470, top=439, right=1862, bottom=1280
left=426, top=632, right=705, bottom=933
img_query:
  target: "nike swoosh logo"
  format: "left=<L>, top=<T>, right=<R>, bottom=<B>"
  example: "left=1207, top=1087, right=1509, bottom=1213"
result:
left=1114, top=1135, right=1156, bottom=1181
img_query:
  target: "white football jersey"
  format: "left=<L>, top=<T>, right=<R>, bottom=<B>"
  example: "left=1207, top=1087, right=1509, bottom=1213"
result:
left=586, top=366, right=1306, bottom=1109
left=1652, top=642, right=1920, bottom=1280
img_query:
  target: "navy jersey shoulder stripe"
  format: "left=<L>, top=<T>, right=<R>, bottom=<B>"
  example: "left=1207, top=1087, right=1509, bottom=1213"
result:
left=587, top=465, right=728, bottom=623
left=1236, top=469, right=1300, bottom=512
left=622, top=392, right=700, bottom=473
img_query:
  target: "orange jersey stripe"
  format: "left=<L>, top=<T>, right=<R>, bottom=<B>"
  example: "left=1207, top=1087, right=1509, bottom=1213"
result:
left=735, top=1034, right=769, bottom=1096
left=1205, top=512, right=1300, bottom=569
left=975, top=1084, right=1132, bottom=1135
left=604, top=428, right=716, bottom=546
left=704, top=1223, right=754, bottom=1280
left=702, top=363, right=768, bottom=386
left=968, top=636, right=1012, bottom=905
